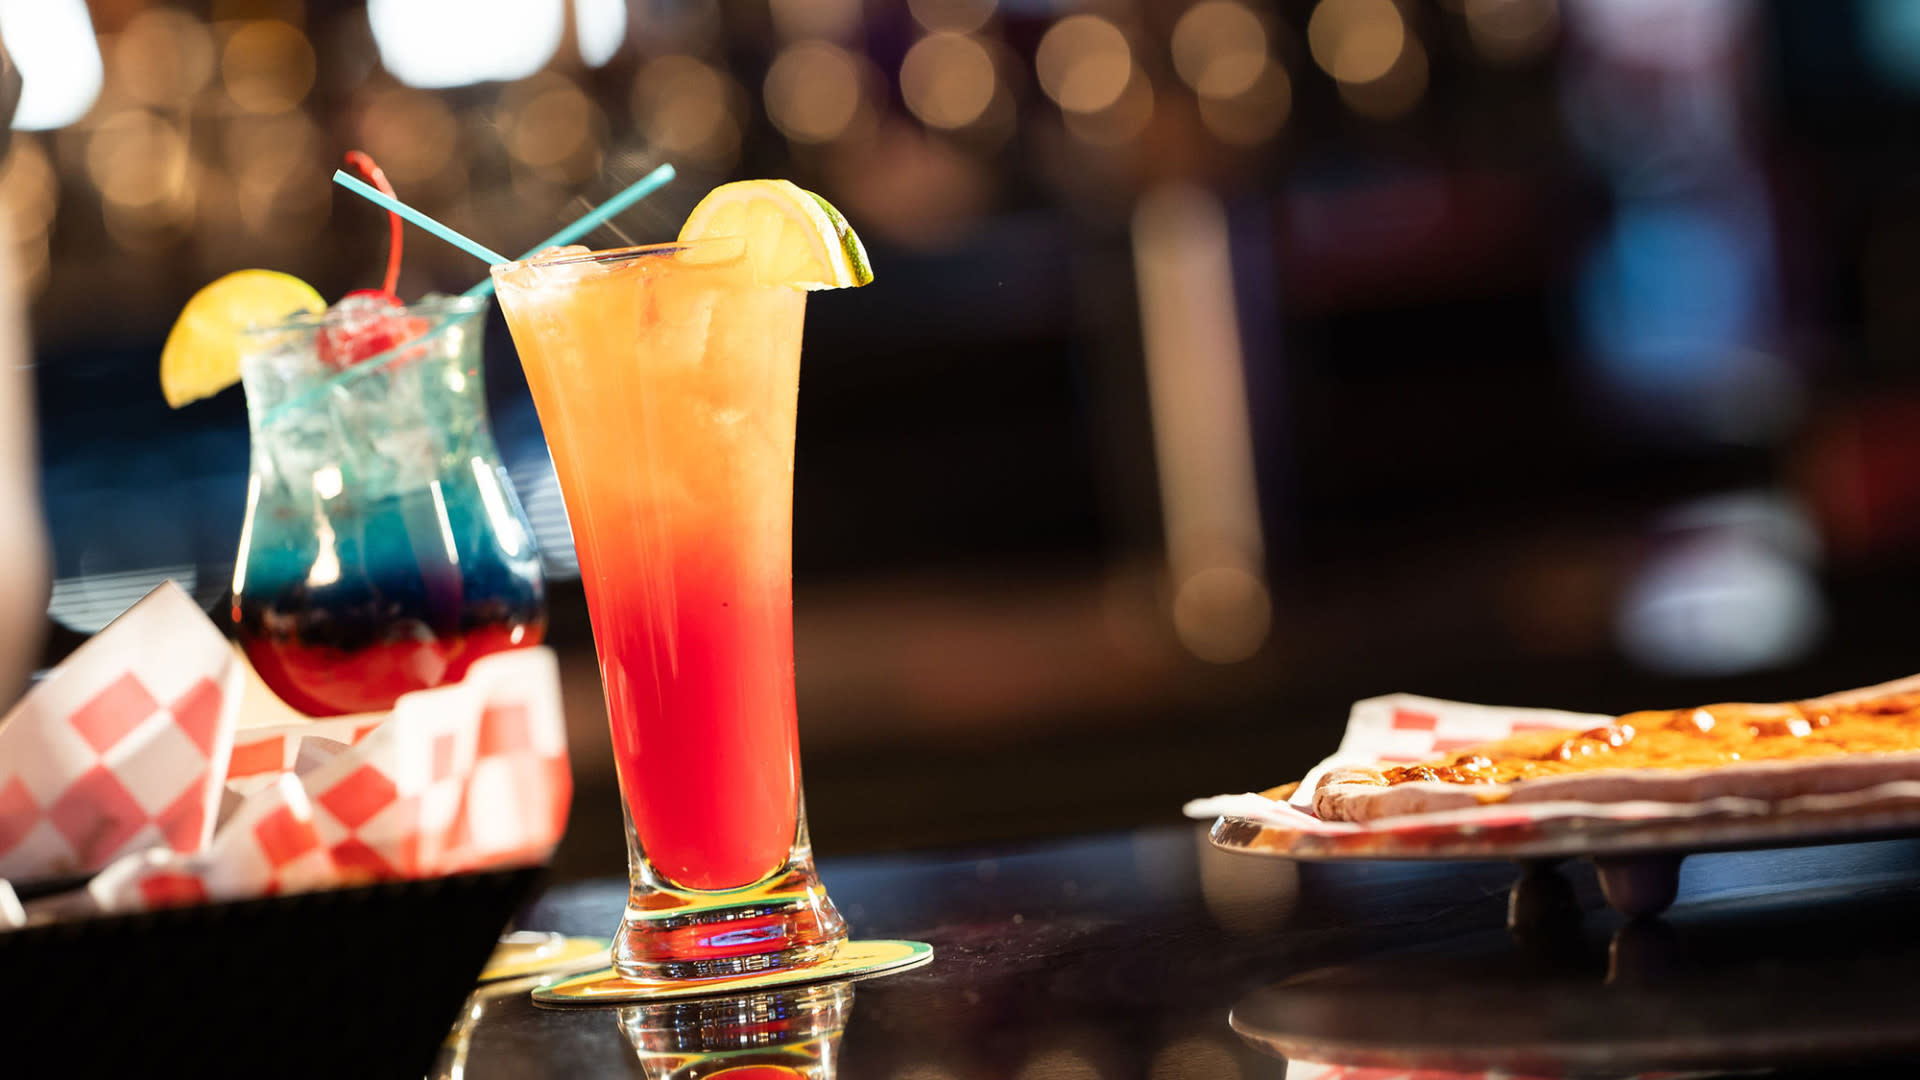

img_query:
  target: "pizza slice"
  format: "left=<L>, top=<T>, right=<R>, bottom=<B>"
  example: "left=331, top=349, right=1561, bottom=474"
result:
left=1313, top=679, right=1920, bottom=823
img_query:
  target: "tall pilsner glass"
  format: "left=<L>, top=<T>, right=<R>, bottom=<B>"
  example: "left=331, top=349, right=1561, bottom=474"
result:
left=492, top=240, right=846, bottom=981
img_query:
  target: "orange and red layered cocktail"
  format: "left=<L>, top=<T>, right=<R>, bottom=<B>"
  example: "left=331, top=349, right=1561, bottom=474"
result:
left=493, top=181, right=870, bottom=980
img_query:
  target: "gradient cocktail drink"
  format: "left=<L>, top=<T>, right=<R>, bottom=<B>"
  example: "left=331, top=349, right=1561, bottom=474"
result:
left=165, top=154, right=547, bottom=718
left=233, top=296, right=546, bottom=717
left=494, top=234, right=847, bottom=980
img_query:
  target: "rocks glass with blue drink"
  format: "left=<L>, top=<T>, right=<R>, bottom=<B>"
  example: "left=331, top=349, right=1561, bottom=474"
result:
left=230, top=294, right=545, bottom=716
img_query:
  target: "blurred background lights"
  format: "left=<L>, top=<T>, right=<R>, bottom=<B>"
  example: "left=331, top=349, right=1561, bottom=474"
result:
left=1865, top=0, right=1920, bottom=92
left=1618, top=531, right=1823, bottom=677
left=0, top=136, right=56, bottom=239
left=901, top=33, right=999, bottom=131
left=225, top=112, right=327, bottom=235
left=1308, top=0, right=1406, bottom=85
left=0, top=0, right=103, bottom=131
left=1037, top=15, right=1134, bottom=114
left=368, top=0, right=565, bottom=89
left=87, top=111, right=190, bottom=221
left=769, top=0, right=865, bottom=43
left=209, top=0, right=307, bottom=21
left=1173, top=565, right=1271, bottom=663
left=632, top=56, right=743, bottom=167
left=1581, top=203, right=1763, bottom=389
left=573, top=0, right=628, bottom=68
left=1169, top=0, right=1289, bottom=143
left=1464, top=0, right=1559, bottom=63
left=1172, top=1, right=1270, bottom=100
left=113, top=10, right=216, bottom=110
left=764, top=41, right=866, bottom=144
left=1134, top=185, right=1270, bottom=664
left=1198, top=64, right=1290, bottom=144
left=0, top=135, right=55, bottom=294
left=1575, top=197, right=1788, bottom=441
left=319, top=7, right=381, bottom=93
left=908, top=0, right=997, bottom=35
left=1614, top=493, right=1827, bottom=681
left=499, top=75, right=604, bottom=181
left=89, top=110, right=197, bottom=250
left=222, top=20, right=318, bottom=115
left=1337, top=32, right=1426, bottom=116
left=356, top=87, right=462, bottom=188
left=1572, top=0, right=1741, bottom=70
left=1063, top=67, right=1154, bottom=146
left=224, top=113, right=321, bottom=189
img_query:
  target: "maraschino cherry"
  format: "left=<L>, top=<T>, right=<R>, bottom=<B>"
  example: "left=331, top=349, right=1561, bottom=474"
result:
left=316, top=152, right=427, bottom=370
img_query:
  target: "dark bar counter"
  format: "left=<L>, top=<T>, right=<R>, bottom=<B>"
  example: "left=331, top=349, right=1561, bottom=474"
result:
left=448, top=826, right=1920, bottom=1078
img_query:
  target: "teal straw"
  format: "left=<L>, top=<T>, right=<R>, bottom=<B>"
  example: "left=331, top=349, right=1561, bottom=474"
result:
left=332, top=170, right=509, bottom=264
left=330, top=163, right=679, bottom=298
left=460, top=163, right=678, bottom=299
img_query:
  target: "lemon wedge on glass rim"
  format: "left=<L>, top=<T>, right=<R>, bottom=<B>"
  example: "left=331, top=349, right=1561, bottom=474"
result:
left=160, top=270, right=326, bottom=408
left=677, top=180, right=873, bottom=290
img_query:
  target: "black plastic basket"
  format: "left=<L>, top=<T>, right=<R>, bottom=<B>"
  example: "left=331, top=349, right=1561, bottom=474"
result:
left=0, top=866, right=542, bottom=1078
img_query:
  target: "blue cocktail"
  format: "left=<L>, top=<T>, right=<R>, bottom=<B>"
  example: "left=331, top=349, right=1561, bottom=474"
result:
left=231, top=296, right=545, bottom=716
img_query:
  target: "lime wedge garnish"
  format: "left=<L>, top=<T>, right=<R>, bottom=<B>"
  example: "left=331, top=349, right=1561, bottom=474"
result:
left=161, top=270, right=326, bottom=407
left=677, top=179, right=873, bottom=290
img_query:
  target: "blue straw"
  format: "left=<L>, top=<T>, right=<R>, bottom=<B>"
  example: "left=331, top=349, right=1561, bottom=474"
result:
left=331, top=170, right=508, bottom=265
left=461, top=163, right=678, bottom=299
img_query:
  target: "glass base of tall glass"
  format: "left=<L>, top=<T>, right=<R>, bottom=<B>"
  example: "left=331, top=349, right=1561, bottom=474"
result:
left=615, top=801, right=846, bottom=981
left=494, top=241, right=848, bottom=984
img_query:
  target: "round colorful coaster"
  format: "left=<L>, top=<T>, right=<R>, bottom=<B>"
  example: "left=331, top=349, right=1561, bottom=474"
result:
left=532, top=939, right=934, bottom=1006
left=480, top=933, right=611, bottom=984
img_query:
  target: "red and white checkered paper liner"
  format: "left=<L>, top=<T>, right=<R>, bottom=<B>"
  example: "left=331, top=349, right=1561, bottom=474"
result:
left=84, top=645, right=570, bottom=913
left=88, top=771, right=334, bottom=910
left=0, top=582, right=240, bottom=883
left=1183, top=693, right=1797, bottom=836
left=0, top=581, right=571, bottom=917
